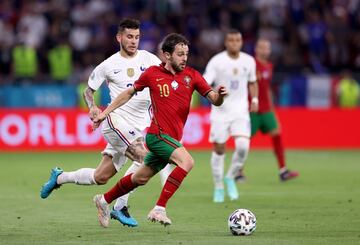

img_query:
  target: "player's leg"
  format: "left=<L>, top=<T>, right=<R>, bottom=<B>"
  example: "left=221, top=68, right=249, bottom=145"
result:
left=111, top=137, right=148, bottom=227
left=209, top=121, right=230, bottom=203
left=39, top=147, right=116, bottom=199
left=101, top=114, right=145, bottom=226
left=94, top=163, right=157, bottom=228
left=148, top=134, right=191, bottom=226
left=159, top=164, right=173, bottom=186
left=235, top=112, right=259, bottom=182
left=225, top=118, right=251, bottom=200
left=265, top=111, right=299, bottom=181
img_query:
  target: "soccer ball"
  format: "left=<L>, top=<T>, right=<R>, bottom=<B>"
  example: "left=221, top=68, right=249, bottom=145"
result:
left=228, top=209, right=257, bottom=236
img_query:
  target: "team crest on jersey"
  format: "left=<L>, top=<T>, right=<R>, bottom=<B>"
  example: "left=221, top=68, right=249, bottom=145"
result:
left=184, top=75, right=191, bottom=88
left=233, top=68, right=238, bottom=75
left=127, top=68, right=135, bottom=77
left=171, top=80, right=179, bottom=90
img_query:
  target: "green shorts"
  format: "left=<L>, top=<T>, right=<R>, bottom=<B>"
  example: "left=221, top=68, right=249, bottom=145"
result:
left=250, top=111, right=278, bottom=136
left=144, top=133, right=183, bottom=172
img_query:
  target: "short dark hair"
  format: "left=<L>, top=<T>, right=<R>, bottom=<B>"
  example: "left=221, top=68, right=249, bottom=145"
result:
left=118, top=18, right=140, bottom=33
left=226, top=29, right=242, bottom=36
left=161, top=33, right=189, bottom=54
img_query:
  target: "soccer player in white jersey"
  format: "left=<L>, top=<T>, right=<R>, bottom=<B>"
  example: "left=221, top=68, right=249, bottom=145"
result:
left=40, top=18, right=161, bottom=227
left=203, top=29, right=259, bottom=203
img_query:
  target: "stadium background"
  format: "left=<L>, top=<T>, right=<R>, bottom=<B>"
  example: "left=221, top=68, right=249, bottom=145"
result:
left=1, top=1, right=360, bottom=244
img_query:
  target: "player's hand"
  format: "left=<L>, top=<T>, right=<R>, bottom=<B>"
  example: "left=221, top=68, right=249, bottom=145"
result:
left=250, top=98, right=259, bottom=112
left=92, top=113, right=106, bottom=130
left=89, top=106, right=102, bottom=121
left=217, top=85, right=228, bottom=98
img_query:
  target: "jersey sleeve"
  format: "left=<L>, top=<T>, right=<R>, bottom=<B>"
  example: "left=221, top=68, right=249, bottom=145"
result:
left=194, top=70, right=213, bottom=97
left=87, top=62, right=106, bottom=90
left=248, top=57, right=257, bottom=83
left=203, top=57, right=217, bottom=86
left=133, top=69, right=150, bottom=92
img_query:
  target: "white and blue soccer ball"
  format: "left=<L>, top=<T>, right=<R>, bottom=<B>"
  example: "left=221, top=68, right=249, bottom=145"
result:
left=228, top=209, right=257, bottom=236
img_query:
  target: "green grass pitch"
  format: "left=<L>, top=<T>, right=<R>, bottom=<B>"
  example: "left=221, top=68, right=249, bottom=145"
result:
left=0, top=150, right=359, bottom=244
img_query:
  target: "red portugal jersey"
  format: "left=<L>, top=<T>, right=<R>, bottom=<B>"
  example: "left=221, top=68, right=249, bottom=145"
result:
left=255, top=58, right=273, bottom=113
left=134, top=64, right=212, bottom=141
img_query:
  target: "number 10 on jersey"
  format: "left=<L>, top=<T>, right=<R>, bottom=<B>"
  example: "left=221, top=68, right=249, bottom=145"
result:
left=157, top=84, right=170, bottom=97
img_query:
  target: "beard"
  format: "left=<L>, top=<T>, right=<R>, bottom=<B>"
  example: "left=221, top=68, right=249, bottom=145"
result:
left=171, top=60, right=185, bottom=72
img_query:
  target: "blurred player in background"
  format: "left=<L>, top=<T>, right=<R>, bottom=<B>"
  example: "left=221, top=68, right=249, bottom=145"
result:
left=92, top=33, right=227, bottom=227
left=235, top=39, right=299, bottom=182
left=40, top=18, right=162, bottom=227
left=203, top=29, right=258, bottom=203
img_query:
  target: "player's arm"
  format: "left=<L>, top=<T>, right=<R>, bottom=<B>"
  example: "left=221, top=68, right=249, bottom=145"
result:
left=83, top=86, right=102, bottom=121
left=93, top=87, right=137, bottom=126
left=206, top=86, right=228, bottom=106
left=249, top=81, right=259, bottom=112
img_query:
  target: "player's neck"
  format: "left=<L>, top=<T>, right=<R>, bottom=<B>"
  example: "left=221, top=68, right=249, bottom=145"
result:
left=120, top=49, right=138, bottom=59
left=256, top=56, right=268, bottom=64
left=227, top=51, right=240, bottom=59
left=164, top=63, right=177, bottom=75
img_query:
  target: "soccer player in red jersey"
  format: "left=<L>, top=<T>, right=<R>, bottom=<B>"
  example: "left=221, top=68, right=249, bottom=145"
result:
left=235, top=38, right=299, bottom=182
left=92, top=33, right=228, bottom=227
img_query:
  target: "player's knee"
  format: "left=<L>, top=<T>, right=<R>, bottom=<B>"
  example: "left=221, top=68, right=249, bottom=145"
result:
left=213, top=144, right=226, bottom=155
left=133, top=175, right=150, bottom=186
left=94, top=172, right=110, bottom=185
left=178, top=156, right=194, bottom=172
left=234, top=137, right=250, bottom=160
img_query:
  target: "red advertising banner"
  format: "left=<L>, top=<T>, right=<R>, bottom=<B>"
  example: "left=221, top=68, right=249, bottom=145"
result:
left=0, top=108, right=359, bottom=151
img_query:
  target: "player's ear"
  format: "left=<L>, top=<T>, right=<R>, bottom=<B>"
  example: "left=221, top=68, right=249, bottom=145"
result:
left=116, top=33, right=122, bottom=43
left=164, top=52, right=171, bottom=60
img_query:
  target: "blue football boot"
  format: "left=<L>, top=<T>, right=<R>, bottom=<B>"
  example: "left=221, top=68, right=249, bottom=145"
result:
left=40, top=167, right=63, bottom=199
left=224, top=177, right=239, bottom=201
left=213, top=188, right=225, bottom=203
left=110, top=206, right=138, bottom=227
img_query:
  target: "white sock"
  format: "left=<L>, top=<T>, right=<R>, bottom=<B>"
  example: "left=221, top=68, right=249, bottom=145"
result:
left=154, top=205, right=165, bottom=211
left=159, top=164, right=173, bottom=186
left=211, top=152, right=225, bottom=189
left=101, top=194, right=109, bottom=204
left=226, top=137, right=249, bottom=179
left=57, top=168, right=96, bottom=185
left=113, top=161, right=141, bottom=210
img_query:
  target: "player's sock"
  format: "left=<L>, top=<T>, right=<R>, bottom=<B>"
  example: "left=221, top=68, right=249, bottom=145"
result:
left=226, top=137, right=249, bottom=179
left=210, top=152, right=225, bottom=189
left=103, top=174, right=137, bottom=204
left=57, top=168, right=96, bottom=185
left=156, top=166, right=188, bottom=208
left=272, top=135, right=286, bottom=170
left=159, top=164, right=173, bottom=186
left=113, top=161, right=141, bottom=210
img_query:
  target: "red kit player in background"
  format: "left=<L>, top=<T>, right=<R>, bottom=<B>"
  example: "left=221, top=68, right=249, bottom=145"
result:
left=92, top=33, right=227, bottom=227
left=235, top=38, right=299, bottom=182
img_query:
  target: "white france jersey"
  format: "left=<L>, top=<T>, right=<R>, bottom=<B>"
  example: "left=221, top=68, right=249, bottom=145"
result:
left=88, top=50, right=161, bottom=131
left=203, top=51, right=256, bottom=122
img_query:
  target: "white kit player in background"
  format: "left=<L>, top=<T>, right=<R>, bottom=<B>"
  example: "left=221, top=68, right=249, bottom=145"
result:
left=203, top=29, right=259, bottom=203
left=40, top=18, right=170, bottom=227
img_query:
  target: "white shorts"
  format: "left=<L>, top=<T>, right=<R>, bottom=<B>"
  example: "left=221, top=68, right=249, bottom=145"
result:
left=209, top=118, right=251, bottom=144
left=101, top=113, right=144, bottom=171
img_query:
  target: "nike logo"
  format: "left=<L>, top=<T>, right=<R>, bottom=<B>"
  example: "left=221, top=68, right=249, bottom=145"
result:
left=114, top=70, right=121, bottom=74
left=156, top=78, right=164, bottom=81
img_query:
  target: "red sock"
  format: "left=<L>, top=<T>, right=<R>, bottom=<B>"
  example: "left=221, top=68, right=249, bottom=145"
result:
left=272, top=135, right=286, bottom=170
left=103, top=174, right=137, bottom=204
left=156, top=166, right=188, bottom=208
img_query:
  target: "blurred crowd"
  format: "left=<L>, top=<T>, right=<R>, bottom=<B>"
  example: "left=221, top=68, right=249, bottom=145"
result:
left=0, top=0, right=360, bottom=105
